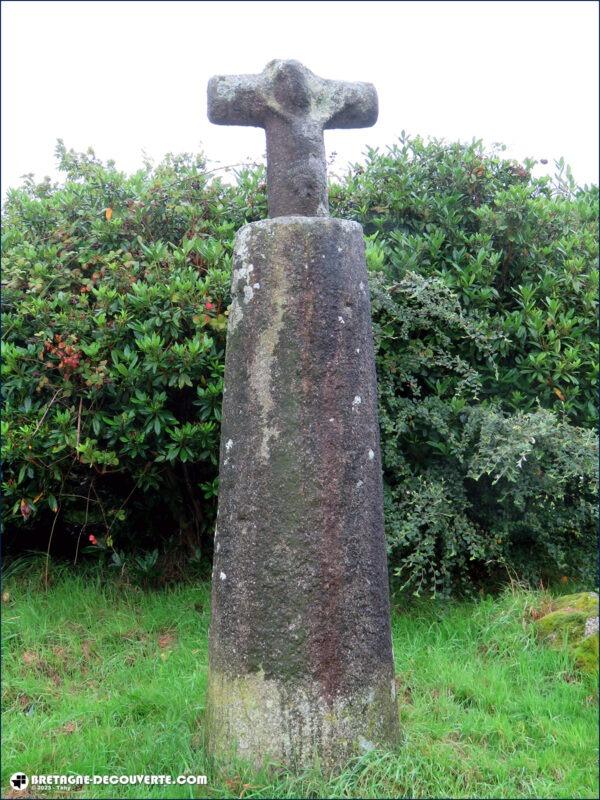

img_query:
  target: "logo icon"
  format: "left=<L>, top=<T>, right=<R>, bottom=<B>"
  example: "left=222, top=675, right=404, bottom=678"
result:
left=10, top=773, right=28, bottom=791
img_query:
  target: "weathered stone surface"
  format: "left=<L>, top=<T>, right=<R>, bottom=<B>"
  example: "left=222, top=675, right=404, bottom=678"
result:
left=534, top=591, right=599, bottom=674
left=206, top=217, right=399, bottom=769
left=207, top=60, right=378, bottom=218
left=205, top=59, right=394, bottom=770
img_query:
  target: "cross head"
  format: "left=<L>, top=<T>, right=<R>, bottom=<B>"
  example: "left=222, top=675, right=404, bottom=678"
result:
left=207, top=60, right=378, bottom=218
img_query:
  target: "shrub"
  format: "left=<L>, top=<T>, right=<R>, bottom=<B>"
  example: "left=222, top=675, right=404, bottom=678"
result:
left=336, top=137, right=598, bottom=595
left=2, top=136, right=597, bottom=594
left=334, top=136, right=598, bottom=428
left=1, top=143, right=266, bottom=562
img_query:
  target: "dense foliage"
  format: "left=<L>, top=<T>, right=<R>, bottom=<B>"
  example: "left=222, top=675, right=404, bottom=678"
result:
left=2, top=137, right=597, bottom=594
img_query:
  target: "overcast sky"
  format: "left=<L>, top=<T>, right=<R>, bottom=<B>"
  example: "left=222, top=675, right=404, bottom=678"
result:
left=2, top=0, right=598, bottom=199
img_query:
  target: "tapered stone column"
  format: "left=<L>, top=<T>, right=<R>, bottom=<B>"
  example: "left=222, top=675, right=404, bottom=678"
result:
left=206, top=216, right=399, bottom=769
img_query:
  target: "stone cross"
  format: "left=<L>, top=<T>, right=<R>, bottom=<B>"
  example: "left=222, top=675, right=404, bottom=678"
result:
left=207, top=59, right=378, bottom=217
left=205, top=60, right=398, bottom=772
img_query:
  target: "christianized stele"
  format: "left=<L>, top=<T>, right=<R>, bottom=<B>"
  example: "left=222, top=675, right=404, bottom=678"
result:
left=204, top=60, right=398, bottom=771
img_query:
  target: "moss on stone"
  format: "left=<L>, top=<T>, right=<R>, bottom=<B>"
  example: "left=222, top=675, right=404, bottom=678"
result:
left=573, top=632, right=599, bottom=673
left=552, top=592, right=599, bottom=616
left=535, top=609, right=587, bottom=643
left=534, top=591, right=599, bottom=674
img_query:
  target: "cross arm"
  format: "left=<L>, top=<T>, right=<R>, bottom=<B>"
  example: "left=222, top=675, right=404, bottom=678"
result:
left=322, top=80, right=378, bottom=130
left=207, top=74, right=267, bottom=128
left=206, top=60, right=379, bottom=217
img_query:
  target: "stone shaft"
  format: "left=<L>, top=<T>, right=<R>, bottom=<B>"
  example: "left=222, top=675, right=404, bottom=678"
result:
left=206, top=217, right=399, bottom=769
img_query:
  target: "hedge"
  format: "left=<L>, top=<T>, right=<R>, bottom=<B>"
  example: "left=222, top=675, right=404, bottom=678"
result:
left=2, top=136, right=597, bottom=595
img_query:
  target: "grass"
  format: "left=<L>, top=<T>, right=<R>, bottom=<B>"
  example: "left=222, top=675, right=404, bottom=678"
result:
left=2, top=558, right=598, bottom=799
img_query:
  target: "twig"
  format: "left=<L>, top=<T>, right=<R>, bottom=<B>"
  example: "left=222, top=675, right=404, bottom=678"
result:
left=29, top=389, right=62, bottom=440
left=104, top=463, right=151, bottom=539
left=76, top=397, right=83, bottom=450
left=91, top=482, right=110, bottom=533
left=44, top=503, right=61, bottom=589
left=44, top=449, right=80, bottom=587
left=182, top=462, right=204, bottom=542
left=74, top=479, right=93, bottom=566
left=203, top=161, right=262, bottom=177
left=59, top=493, right=103, bottom=503
left=44, top=395, right=98, bottom=583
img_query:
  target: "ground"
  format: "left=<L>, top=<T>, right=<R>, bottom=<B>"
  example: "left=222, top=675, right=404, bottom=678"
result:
left=2, top=560, right=598, bottom=799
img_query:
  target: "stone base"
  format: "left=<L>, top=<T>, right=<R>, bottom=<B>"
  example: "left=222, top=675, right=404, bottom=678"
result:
left=206, top=217, right=399, bottom=770
left=206, top=667, right=398, bottom=770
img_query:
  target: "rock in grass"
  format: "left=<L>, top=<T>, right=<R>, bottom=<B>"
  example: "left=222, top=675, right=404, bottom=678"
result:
left=534, top=592, right=599, bottom=673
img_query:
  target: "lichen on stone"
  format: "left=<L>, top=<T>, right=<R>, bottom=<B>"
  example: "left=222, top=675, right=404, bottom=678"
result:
left=208, top=215, right=398, bottom=772
left=245, top=227, right=291, bottom=461
left=228, top=225, right=258, bottom=333
left=205, top=667, right=398, bottom=771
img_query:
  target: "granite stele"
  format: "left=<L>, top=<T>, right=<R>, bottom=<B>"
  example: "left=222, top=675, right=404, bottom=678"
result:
left=205, top=59, right=399, bottom=771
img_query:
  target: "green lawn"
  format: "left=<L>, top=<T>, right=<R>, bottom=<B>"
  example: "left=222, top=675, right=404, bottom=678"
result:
left=2, top=559, right=598, bottom=799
